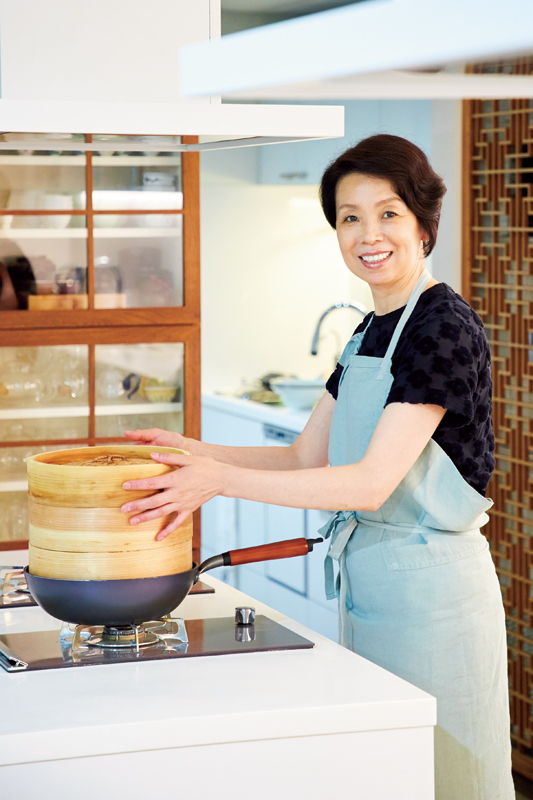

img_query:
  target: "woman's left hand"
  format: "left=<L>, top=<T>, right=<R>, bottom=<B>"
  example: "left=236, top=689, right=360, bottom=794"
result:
left=121, top=451, right=227, bottom=540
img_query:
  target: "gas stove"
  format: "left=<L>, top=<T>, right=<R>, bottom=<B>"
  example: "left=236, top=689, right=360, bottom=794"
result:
left=0, top=566, right=37, bottom=608
left=0, top=611, right=314, bottom=672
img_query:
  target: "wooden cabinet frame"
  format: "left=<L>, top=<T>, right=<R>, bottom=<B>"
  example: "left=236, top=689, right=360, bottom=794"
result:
left=0, top=136, right=201, bottom=557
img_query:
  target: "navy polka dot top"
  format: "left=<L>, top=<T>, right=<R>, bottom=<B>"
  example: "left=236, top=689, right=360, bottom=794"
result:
left=326, top=283, right=495, bottom=496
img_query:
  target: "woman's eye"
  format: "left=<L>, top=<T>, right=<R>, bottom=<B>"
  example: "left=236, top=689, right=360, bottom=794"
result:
left=383, top=211, right=397, bottom=219
left=344, top=215, right=358, bottom=223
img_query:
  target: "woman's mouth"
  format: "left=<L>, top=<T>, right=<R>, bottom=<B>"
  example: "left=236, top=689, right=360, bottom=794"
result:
left=359, top=251, right=392, bottom=267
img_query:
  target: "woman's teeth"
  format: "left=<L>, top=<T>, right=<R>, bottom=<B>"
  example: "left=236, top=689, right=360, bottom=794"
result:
left=360, top=252, right=392, bottom=264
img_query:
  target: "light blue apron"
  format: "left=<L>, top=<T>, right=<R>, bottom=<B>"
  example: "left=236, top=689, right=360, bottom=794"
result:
left=320, top=270, right=514, bottom=800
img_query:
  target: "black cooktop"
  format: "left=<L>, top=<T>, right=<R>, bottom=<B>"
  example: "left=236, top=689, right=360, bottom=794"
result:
left=0, top=615, right=314, bottom=672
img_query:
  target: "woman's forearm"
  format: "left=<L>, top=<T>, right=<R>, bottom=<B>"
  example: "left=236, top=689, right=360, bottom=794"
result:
left=188, top=393, right=335, bottom=472
left=191, top=440, right=303, bottom=471
left=222, top=461, right=379, bottom=512
left=122, top=402, right=446, bottom=537
left=221, top=402, right=447, bottom=513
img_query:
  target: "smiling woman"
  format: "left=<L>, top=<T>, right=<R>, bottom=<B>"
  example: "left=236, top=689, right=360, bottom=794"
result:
left=122, top=135, right=514, bottom=800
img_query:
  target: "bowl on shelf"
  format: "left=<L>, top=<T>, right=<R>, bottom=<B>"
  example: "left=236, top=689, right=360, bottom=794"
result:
left=269, top=378, right=325, bottom=412
left=143, top=382, right=179, bottom=403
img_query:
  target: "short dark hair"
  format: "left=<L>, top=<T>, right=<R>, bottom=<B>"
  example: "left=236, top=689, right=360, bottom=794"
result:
left=319, top=134, right=446, bottom=258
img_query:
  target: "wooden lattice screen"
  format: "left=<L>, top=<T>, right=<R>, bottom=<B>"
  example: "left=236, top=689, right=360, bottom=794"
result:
left=463, top=58, right=533, bottom=781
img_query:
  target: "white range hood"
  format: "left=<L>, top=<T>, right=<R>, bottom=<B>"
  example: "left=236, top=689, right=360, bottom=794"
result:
left=0, top=0, right=343, bottom=150
left=180, top=0, right=533, bottom=100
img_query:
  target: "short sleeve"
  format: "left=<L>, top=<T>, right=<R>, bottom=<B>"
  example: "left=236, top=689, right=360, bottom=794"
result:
left=386, top=311, right=488, bottom=428
left=326, top=363, right=343, bottom=400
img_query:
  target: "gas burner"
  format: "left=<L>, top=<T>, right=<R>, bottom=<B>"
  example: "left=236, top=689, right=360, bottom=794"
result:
left=60, top=617, right=189, bottom=657
left=0, top=566, right=36, bottom=608
left=86, top=625, right=159, bottom=649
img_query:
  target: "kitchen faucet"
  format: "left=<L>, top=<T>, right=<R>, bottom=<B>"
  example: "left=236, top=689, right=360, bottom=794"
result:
left=310, top=301, right=367, bottom=362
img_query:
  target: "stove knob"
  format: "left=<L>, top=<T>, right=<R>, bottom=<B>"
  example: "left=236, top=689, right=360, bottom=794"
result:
left=235, top=606, right=255, bottom=626
left=235, top=624, right=256, bottom=643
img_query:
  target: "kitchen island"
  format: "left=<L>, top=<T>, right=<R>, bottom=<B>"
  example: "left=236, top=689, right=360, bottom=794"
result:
left=1, top=550, right=435, bottom=799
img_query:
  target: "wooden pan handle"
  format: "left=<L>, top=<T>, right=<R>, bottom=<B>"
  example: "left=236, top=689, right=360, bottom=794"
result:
left=225, top=537, right=323, bottom=567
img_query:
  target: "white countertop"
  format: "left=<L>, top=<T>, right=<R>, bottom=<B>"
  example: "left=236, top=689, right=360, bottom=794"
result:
left=0, top=550, right=435, bottom=768
left=202, top=392, right=311, bottom=432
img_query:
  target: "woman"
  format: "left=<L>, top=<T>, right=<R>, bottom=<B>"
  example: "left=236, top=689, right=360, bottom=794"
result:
left=122, top=134, right=514, bottom=799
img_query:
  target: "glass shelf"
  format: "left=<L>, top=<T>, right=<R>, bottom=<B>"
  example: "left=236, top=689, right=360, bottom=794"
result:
left=0, top=229, right=87, bottom=239
left=0, top=228, right=182, bottom=239
left=0, top=156, right=182, bottom=167
left=0, top=480, right=28, bottom=493
left=0, top=402, right=183, bottom=421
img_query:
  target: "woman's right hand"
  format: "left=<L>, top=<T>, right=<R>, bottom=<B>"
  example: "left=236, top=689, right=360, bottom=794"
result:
left=123, top=427, right=198, bottom=455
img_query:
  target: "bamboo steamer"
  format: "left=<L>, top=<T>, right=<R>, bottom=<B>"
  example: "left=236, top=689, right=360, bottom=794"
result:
left=27, top=445, right=193, bottom=580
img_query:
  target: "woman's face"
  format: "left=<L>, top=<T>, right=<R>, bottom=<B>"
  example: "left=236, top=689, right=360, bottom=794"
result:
left=335, top=173, right=426, bottom=292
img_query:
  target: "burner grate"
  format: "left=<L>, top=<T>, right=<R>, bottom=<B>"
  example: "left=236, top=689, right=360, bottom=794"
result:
left=60, top=617, right=188, bottom=656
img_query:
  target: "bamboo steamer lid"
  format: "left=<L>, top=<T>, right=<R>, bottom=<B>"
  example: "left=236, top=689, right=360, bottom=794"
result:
left=27, top=445, right=193, bottom=580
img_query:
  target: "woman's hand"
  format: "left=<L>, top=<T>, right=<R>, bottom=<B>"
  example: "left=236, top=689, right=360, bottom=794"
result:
left=123, top=427, right=197, bottom=454
left=121, top=450, right=228, bottom=540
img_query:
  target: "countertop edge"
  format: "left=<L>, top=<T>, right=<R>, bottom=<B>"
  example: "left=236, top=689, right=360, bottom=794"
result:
left=0, top=696, right=436, bottom=766
left=201, top=392, right=312, bottom=432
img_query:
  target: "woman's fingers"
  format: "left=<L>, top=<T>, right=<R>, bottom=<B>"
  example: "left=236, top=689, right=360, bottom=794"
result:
left=120, top=451, right=221, bottom=537
left=123, top=428, right=166, bottom=444
left=156, top=510, right=191, bottom=541
left=128, top=502, right=180, bottom=526
left=122, top=452, right=191, bottom=496
left=150, top=451, right=191, bottom=467
left=122, top=489, right=171, bottom=517
left=122, top=453, right=192, bottom=516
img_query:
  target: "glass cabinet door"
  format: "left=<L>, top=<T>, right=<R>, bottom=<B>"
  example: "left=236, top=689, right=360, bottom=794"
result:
left=0, top=343, right=89, bottom=544
left=95, top=342, right=184, bottom=438
left=0, top=134, right=199, bottom=549
left=0, top=134, right=185, bottom=312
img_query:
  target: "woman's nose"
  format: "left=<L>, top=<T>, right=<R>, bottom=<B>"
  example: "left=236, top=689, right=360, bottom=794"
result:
left=361, top=221, right=383, bottom=244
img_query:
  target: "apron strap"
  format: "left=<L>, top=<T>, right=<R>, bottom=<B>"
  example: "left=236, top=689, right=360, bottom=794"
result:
left=319, top=510, right=358, bottom=600
left=377, top=268, right=432, bottom=380
left=338, top=314, right=374, bottom=368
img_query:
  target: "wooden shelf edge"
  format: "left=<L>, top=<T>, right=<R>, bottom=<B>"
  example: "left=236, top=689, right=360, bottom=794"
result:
left=0, top=540, right=28, bottom=552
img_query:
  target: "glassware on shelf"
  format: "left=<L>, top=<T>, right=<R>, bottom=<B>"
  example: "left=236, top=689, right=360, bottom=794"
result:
left=0, top=375, right=45, bottom=407
left=95, top=360, right=141, bottom=405
left=94, top=343, right=184, bottom=438
left=50, top=365, right=87, bottom=404
left=0, top=442, right=47, bottom=481
left=0, top=492, right=29, bottom=542
left=0, top=349, right=45, bottom=407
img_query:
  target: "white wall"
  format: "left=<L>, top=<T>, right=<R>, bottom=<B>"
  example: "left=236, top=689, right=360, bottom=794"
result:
left=200, top=99, right=460, bottom=396
left=430, top=100, right=462, bottom=291
left=200, top=154, right=372, bottom=394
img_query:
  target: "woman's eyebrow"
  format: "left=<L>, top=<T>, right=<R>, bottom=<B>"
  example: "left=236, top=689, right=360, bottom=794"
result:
left=377, top=196, right=402, bottom=206
left=337, top=196, right=401, bottom=211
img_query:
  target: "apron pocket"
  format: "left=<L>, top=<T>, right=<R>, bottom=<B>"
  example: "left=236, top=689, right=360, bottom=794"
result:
left=384, top=529, right=488, bottom=571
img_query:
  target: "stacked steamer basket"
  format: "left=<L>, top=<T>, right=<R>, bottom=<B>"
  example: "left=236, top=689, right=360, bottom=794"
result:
left=26, top=446, right=192, bottom=580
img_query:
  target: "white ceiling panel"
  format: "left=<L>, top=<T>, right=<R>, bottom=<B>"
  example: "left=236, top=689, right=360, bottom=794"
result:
left=183, top=0, right=533, bottom=99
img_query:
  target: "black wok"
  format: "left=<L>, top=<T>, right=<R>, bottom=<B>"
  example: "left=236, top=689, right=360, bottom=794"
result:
left=24, top=537, right=323, bottom=627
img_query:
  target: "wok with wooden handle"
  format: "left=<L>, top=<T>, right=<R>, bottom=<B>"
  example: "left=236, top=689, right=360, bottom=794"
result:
left=24, top=537, right=323, bottom=627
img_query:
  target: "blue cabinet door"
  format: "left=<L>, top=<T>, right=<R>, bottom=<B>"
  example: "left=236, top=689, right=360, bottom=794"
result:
left=264, top=503, right=306, bottom=594
left=259, top=100, right=432, bottom=185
